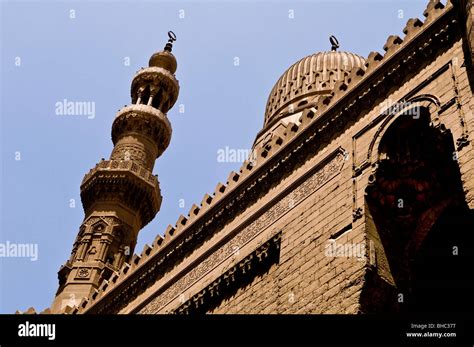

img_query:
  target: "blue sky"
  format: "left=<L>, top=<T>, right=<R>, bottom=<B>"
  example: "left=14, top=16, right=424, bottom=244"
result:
left=1, top=0, right=428, bottom=313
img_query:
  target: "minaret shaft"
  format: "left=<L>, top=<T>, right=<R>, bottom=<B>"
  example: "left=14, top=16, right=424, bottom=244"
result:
left=52, top=33, right=179, bottom=313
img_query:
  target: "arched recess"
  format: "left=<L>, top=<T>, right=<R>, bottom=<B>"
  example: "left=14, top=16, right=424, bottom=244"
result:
left=362, top=102, right=474, bottom=313
left=367, top=95, right=441, bottom=171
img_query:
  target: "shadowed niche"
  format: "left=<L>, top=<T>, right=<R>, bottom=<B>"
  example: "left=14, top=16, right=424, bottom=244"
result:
left=365, top=107, right=474, bottom=313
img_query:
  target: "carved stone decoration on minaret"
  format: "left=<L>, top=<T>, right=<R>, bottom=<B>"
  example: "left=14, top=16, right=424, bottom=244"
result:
left=51, top=32, right=179, bottom=313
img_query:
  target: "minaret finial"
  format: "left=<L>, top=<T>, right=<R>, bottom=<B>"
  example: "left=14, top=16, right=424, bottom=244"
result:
left=164, top=31, right=177, bottom=52
left=330, top=35, right=339, bottom=52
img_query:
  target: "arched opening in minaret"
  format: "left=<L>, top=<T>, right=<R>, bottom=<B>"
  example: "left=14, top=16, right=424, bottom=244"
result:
left=139, top=85, right=151, bottom=106
left=151, top=89, right=164, bottom=109
left=365, top=106, right=474, bottom=312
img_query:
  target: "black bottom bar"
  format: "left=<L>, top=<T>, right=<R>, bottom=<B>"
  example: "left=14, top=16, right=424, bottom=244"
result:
left=1, top=313, right=473, bottom=346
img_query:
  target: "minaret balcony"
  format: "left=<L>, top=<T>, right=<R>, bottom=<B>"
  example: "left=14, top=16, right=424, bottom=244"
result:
left=80, top=160, right=162, bottom=228
left=111, top=104, right=172, bottom=159
left=131, top=66, right=179, bottom=113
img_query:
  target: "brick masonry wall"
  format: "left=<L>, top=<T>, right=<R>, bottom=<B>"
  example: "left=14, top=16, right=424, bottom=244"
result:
left=211, top=165, right=363, bottom=314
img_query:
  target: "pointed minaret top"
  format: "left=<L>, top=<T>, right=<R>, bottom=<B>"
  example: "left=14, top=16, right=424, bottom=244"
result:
left=149, top=31, right=178, bottom=74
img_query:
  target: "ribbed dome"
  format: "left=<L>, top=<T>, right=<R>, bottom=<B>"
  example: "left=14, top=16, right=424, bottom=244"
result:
left=264, top=51, right=366, bottom=126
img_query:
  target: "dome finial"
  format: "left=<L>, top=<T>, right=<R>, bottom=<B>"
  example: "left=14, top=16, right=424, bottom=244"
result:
left=164, top=31, right=177, bottom=52
left=330, top=35, right=339, bottom=52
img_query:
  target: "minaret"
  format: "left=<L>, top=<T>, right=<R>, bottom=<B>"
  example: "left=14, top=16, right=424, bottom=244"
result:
left=52, top=32, right=179, bottom=313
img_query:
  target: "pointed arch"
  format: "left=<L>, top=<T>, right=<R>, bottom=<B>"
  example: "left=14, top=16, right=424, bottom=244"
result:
left=362, top=99, right=474, bottom=312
